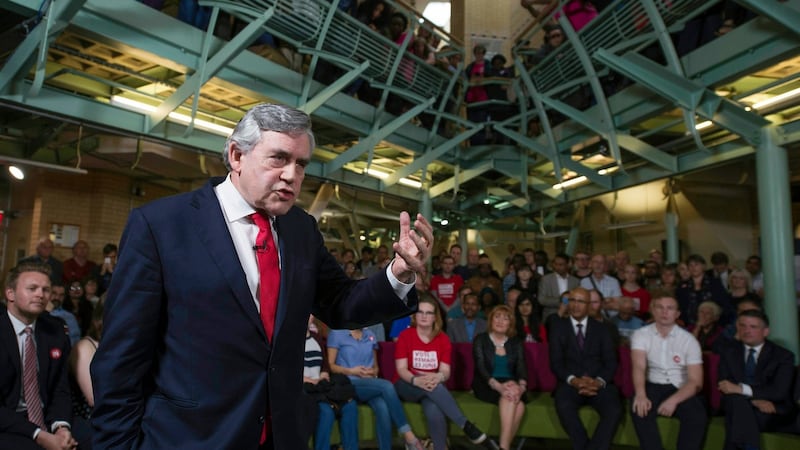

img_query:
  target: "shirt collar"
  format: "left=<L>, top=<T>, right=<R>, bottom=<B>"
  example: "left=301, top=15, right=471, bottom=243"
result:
left=570, top=316, right=588, bottom=328
left=7, top=310, right=35, bottom=336
left=215, top=174, right=262, bottom=223
left=747, top=342, right=765, bottom=355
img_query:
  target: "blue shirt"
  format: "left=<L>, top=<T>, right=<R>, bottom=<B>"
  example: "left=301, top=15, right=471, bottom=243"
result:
left=327, top=329, right=379, bottom=379
left=612, top=315, right=644, bottom=339
left=50, top=307, right=81, bottom=346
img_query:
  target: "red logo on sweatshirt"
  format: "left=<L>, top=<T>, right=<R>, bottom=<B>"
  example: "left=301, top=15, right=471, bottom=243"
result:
left=50, top=348, right=62, bottom=360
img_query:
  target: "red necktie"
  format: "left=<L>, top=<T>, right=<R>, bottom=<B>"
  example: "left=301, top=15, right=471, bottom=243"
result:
left=23, top=327, right=46, bottom=429
left=250, top=212, right=280, bottom=341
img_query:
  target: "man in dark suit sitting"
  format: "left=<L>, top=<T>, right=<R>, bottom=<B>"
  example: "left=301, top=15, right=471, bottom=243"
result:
left=549, top=287, right=622, bottom=450
left=1, top=262, right=76, bottom=450
left=717, top=310, right=795, bottom=450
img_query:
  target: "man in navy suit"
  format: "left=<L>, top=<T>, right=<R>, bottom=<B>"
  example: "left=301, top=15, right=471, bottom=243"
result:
left=717, top=310, right=795, bottom=450
left=549, top=287, right=621, bottom=450
left=1, top=263, right=76, bottom=450
left=90, top=104, right=433, bottom=450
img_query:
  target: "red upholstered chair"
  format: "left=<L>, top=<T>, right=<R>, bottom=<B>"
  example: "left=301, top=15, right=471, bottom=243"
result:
left=377, top=341, right=397, bottom=381
left=448, top=343, right=475, bottom=391
left=703, top=352, right=721, bottom=412
left=527, top=342, right=555, bottom=392
left=614, top=346, right=634, bottom=398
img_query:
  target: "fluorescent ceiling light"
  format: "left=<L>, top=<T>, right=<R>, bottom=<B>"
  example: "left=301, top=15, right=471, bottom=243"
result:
left=363, top=167, right=423, bottom=189
left=553, top=175, right=587, bottom=190
left=422, top=2, right=451, bottom=30
left=0, top=156, right=87, bottom=175
left=494, top=201, right=513, bottom=210
left=111, top=95, right=234, bottom=137
left=695, top=120, right=713, bottom=130
left=8, top=165, right=24, bottom=180
left=598, top=165, right=619, bottom=176
left=751, top=87, right=800, bottom=110
left=440, top=219, right=449, bottom=226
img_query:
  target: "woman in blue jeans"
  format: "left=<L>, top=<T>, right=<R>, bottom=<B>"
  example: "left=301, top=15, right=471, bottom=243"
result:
left=303, top=317, right=358, bottom=450
left=328, top=328, right=424, bottom=450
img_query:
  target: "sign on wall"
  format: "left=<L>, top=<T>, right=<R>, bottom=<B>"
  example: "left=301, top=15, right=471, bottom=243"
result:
left=50, top=223, right=80, bottom=248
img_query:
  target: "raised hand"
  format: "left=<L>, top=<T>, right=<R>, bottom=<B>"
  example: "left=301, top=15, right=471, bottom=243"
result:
left=391, top=212, right=433, bottom=283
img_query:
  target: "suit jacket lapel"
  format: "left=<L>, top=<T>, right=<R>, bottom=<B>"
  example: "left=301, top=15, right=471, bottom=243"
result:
left=272, top=216, right=293, bottom=346
left=1, top=314, right=21, bottom=381
left=190, top=181, right=267, bottom=342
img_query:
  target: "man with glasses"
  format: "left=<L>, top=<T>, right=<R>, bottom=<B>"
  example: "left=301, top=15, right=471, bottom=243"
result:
left=549, top=287, right=621, bottom=450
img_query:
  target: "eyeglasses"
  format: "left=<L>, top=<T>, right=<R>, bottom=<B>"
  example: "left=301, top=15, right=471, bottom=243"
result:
left=69, top=286, right=83, bottom=291
left=568, top=298, right=589, bottom=304
left=416, top=311, right=436, bottom=316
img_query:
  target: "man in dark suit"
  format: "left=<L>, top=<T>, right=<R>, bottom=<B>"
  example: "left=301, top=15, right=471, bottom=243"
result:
left=90, top=104, right=433, bottom=450
left=1, top=262, right=76, bottom=450
left=717, top=310, right=795, bottom=450
left=549, top=287, right=621, bottom=450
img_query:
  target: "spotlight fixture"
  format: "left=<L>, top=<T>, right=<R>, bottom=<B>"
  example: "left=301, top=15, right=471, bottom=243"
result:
left=8, top=165, right=24, bottom=180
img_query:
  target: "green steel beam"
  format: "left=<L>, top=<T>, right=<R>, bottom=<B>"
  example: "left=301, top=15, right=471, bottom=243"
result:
left=557, top=15, right=622, bottom=166
left=560, top=158, right=612, bottom=189
left=594, top=49, right=770, bottom=144
left=298, top=0, right=341, bottom=106
left=0, top=0, right=86, bottom=95
left=735, top=0, right=800, bottom=37
left=429, top=161, right=493, bottom=199
left=299, top=61, right=369, bottom=114
left=325, top=97, right=435, bottom=175
left=147, top=7, right=274, bottom=130
left=384, top=126, right=480, bottom=188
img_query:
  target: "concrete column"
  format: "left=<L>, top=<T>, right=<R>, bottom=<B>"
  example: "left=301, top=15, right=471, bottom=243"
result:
left=566, top=226, right=579, bottom=256
left=756, top=126, right=798, bottom=360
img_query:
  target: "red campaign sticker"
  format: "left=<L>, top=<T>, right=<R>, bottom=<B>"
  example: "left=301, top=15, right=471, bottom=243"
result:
left=50, top=348, right=62, bottom=360
left=673, top=355, right=681, bottom=364
left=369, top=335, right=375, bottom=342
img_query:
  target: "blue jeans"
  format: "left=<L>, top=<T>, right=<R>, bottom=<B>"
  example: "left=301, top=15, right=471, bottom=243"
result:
left=351, top=377, right=412, bottom=450
left=395, top=380, right=468, bottom=450
left=315, top=400, right=358, bottom=450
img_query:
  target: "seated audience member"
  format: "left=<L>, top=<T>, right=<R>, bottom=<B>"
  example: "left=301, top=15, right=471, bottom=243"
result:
left=572, top=251, right=592, bottom=279
left=446, top=285, right=475, bottom=320
left=727, top=268, right=761, bottom=309
left=429, top=255, right=464, bottom=313
left=47, top=283, right=81, bottom=346
left=549, top=287, right=621, bottom=450
left=395, top=298, right=498, bottom=450
left=468, top=255, right=503, bottom=298
left=676, top=261, right=691, bottom=283
left=62, top=240, right=96, bottom=285
left=631, top=294, right=707, bottom=450
left=478, top=287, right=502, bottom=317
left=327, top=328, right=424, bottom=450
left=448, top=293, right=487, bottom=343
left=580, top=254, right=621, bottom=318
left=303, top=316, right=358, bottom=450
left=62, top=281, right=93, bottom=337
left=510, top=265, right=537, bottom=299
left=0, top=262, right=77, bottom=450
left=620, top=263, right=651, bottom=318
left=514, top=293, right=545, bottom=343
left=538, top=253, right=580, bottom=322
left=18, top=237, right=63, bottom=285
left=545, top=290, right=571, bottom=333
left=675, top=254, right=731, bottom=327
left=642, top=260, right=661, bottom=292
left=83, top=278, right=100, bottom=307
left=687, top=301, right=723, bottom=352
left=707, top=251, right=731, bottom=290
left=69, top=303, right=103, bottom=448
left=717, top=310, right=796, bottom=450
left=611, top=296, right=644, bottom=343
left=653, top=263, right=679, bottom=298
left=505, top=287, right=522, bottom=311
left=587, top=289, right=620, bottom=348
left=745, top=255, right=764, bottom=297
left=473, top=305, right=528, bottom=450
left=721, top=299, right=763, bottom=342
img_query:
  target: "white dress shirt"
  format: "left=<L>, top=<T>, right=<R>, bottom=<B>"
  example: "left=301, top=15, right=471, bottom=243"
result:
left=740, top=342, right=764, bottom=397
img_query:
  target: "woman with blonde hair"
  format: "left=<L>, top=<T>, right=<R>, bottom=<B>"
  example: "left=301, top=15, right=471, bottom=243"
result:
left=395, top=297, right=497, bottom=449
left=472, top=305, right=528, bottom=450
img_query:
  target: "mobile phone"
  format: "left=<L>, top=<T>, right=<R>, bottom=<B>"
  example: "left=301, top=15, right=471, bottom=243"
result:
left=104, top=257, right=112, bottom=264
left=561, top=296, right=569, bottom=305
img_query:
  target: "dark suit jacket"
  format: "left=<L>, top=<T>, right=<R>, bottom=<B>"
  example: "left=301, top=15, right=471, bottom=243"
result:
left=90, top=178, right=417, bottom=450
left=447, top=318, right=486, bottom=343
left=548, top=316, right=616, bottom=385
left=717, top=339, right=795, bottom=414
left=0, top=310, right=72, bottom=440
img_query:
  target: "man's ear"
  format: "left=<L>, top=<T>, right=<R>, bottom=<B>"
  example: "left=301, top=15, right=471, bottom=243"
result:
left=227, top=142, right=243, bottom=171
left=5, top=288, right=14, bottom=304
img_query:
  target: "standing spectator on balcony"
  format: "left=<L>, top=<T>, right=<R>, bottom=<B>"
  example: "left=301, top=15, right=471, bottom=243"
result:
left=62, top=240, right=96, bottom=286
left=448, top=293, right=486, bottom=343
left=539, top=253, right=580, bottom=322
left=550, top=287, right=621, bottom=450
left=473, top=305, right=528, bottom=450
left=357, top=0, right=390, bottom=36
left=534, top=24, right=565, bottom=61
left=631, top=294, right=707, bottom=450
left=555, top=0, right=599, bottom=32
left=395, top=297, right=498, bottom=450
left=19, top=237, right=63, bottom=285
left=717, top=310, right=795, bottom=450
left=465, top=44, right=491, bottom=146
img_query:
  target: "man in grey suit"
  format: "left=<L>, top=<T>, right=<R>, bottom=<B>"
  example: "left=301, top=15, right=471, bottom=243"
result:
left=447, top=293, right=486, bottom=343
left=539, top=253, right=580, bottom=321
